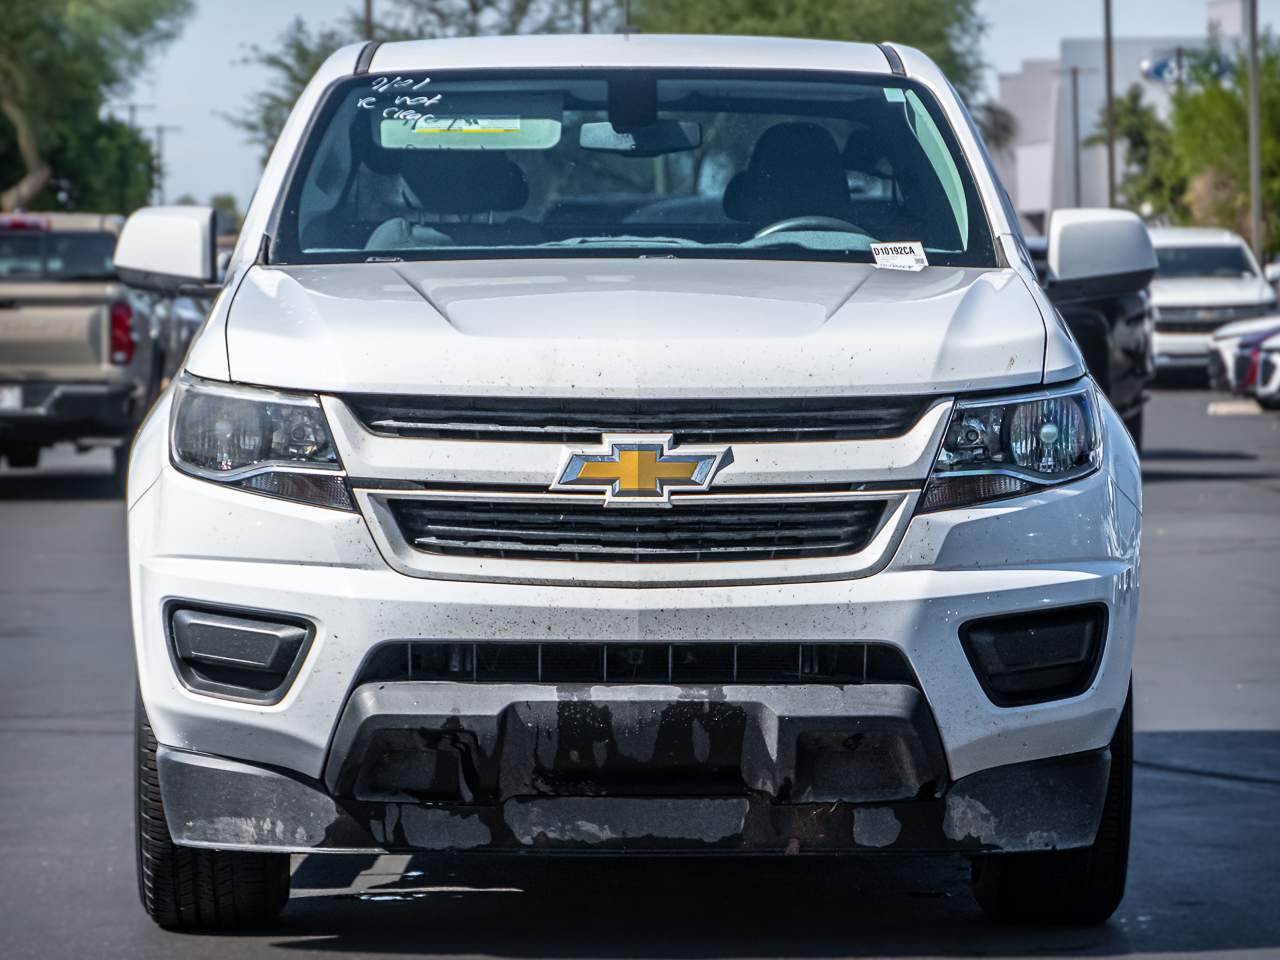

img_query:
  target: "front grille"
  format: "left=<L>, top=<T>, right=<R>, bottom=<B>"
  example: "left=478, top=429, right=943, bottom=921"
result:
left=387, top=495, right=888, bottom=562
left=1262, top=352, right=1277, bottom=385
left=1156, top=318, right=1226, bottom=334
left=1157, top=304, right=1270, bottom=333
left=342, top=394, right=930, bottom=444
left=357, top=640, right=918, bottom=686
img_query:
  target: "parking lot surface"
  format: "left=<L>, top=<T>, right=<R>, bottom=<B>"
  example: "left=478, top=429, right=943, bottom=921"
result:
left=1, top=388, right=1277, bottom=960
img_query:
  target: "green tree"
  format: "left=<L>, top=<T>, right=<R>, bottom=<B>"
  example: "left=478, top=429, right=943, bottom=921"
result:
left=227, top=17, right=355, bottom=166
left=228, top=1, right=616, bottom=163
left=1087, top=84, right=1188, bottom=221
left=634, top=0, right=986, bottom=102
left=210, top=192, right=242, bottom=233
left=0, top=0, right=193, bottom=211
left=1169, top=37, right=1280, bottom=251
left=1095, top=39, right=1280, bottom=252
left=44, top=117, right=159, bottom=213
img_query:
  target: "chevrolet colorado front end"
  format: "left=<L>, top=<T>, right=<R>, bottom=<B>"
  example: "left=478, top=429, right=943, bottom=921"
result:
left=117, top=35, right=1151, bottom=930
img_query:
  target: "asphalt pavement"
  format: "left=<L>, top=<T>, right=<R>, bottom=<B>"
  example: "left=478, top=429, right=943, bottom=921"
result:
left=1, top=388, right=1277, bottom=960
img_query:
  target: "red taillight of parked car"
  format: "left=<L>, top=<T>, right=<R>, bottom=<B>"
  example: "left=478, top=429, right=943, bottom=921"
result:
left=1241, top=348, right=1262, bottom=391
left=109, top=301, right=135, bottom=365
left=0, top=214, right=51, bottom=231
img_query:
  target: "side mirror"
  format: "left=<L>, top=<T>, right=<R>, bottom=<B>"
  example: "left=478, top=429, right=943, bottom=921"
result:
left=1045, top=209, right=1156, bottom=303
left=114, top=206, right=219, bottom=294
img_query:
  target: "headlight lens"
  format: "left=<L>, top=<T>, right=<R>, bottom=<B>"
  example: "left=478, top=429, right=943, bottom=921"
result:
left=170, top=373, right=353, bottom=510
left=921, top=381, right=1101, bottom=511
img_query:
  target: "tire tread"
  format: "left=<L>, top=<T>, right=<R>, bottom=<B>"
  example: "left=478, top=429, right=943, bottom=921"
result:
left=134, top=695, right=290, bottom=929
left=971, top=688, right=1133, bottom=925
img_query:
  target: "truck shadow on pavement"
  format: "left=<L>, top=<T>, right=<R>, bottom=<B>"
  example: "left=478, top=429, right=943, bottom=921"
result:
left=0, top=473, right=122, bottom=501
left=246, top=730, right=1280, bottom=958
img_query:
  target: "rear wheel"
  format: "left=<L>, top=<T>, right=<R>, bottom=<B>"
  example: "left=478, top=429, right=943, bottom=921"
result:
left=1122, top=409, right=1144, bottom=454
left=970, top=687, right=1132, bottom=925
left=135, top=695, right=291, bottom=929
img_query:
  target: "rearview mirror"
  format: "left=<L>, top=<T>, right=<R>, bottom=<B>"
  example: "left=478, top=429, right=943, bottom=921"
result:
left=1045, top=209, right=1156, bottom=302
left=579, top=120, right=702, bottom=157
left=114, top=206, right=218, bottom=294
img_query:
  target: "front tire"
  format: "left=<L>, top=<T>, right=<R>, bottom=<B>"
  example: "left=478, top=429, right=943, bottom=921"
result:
left=135, top=695, right=291, bottom=929
left=970, top=687, right=1132, bottom=925
left=1123, top=409, right=1144, bottom=454
left=109, top=444, right=130, bottom=496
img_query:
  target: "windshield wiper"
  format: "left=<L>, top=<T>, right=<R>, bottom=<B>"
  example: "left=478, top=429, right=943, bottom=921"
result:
left=538, top=236, right=701, bottom=248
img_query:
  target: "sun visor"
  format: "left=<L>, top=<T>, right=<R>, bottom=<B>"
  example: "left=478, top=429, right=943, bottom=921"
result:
left=378, top=92, right=563, bottom=150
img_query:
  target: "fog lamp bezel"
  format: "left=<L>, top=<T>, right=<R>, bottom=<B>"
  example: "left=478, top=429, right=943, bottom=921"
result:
left=163, top=599, right=315, bottom=705
left=959, top=603, right=1108, bottom=708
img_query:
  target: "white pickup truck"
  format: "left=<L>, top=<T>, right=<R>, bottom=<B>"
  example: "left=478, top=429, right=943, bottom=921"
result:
left=115, top=35, right=1153, bottom=930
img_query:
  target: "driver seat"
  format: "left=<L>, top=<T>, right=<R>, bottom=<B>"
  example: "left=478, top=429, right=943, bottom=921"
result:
left=723, top=122, right=855, bottom=226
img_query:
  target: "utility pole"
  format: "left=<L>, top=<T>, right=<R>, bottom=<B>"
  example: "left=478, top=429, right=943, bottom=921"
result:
left=1103, top=0, right=1116, bottom=207
left=1071, top=67, right=1083, bottom=206
left=151, top=125, right=182, bottom=205
left=1057, top=65, right=1096, bottom=208
left=112, top=101, right=154, bottom=131
left=363, top=0, right=374, bottom=40
left=1247, top=0, right=1264, bottom=260
left=581, top=0, right=590, bottom=33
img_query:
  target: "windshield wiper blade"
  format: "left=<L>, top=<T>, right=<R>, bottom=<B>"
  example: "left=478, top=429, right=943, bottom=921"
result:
left=539, top=236, right=700, bottom=248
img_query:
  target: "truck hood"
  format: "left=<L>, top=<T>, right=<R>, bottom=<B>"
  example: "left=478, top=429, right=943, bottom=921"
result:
left=223, top=259, right=1047, bottom=397
left=1150, top=275, right=1276, bottom=308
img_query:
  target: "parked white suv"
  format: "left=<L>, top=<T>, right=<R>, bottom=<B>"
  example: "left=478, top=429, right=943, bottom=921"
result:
left=116, top=35, right=1150, bottom=930
left=1150, top=226, right=1276, bottom=373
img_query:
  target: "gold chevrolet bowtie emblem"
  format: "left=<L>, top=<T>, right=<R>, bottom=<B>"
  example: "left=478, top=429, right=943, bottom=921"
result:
left=554, top=435, right=732, bottom=505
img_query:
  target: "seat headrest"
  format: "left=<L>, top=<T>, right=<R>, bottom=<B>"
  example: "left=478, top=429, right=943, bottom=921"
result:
left=842, top=123, right=889, bottom=175
left=723, top=122, right=851, bottom=224
left=402, top=152, right=529, bottom=214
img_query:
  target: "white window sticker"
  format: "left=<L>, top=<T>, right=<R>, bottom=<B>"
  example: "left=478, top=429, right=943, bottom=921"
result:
left=870, top=241, right=929, bottom=272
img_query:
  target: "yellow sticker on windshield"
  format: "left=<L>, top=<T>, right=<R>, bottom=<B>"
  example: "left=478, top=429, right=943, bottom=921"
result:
left=414, top=117, right=522, bottom=134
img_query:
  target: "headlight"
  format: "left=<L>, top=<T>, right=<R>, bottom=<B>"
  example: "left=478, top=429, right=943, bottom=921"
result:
left=170, top=372, right=353, bottom=510
left=920, top=380, right=1102, bottom=511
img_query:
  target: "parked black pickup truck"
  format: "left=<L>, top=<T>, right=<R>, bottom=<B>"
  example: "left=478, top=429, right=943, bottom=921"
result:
left=1026, top=235, right=1154, bottom=450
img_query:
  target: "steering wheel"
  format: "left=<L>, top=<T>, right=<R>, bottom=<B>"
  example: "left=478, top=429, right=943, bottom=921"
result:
left=753, top=215, right=866, bottom=239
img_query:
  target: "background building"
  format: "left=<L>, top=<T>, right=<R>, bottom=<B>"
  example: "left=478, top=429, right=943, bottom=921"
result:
left=994, top=1, right=1241, bottom=233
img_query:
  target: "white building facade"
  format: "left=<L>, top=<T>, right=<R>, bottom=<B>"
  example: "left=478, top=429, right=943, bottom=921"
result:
left=994, top=1, right=1244, bottom=233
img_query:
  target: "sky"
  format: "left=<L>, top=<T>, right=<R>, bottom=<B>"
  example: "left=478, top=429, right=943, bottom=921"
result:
left=135, top=0, right=1280, bottom=210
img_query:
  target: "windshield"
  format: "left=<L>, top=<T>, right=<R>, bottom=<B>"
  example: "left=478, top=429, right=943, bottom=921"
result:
left=1155, top=244, right=1257, bottom=279
left=273, top=70, right=995, bottom=267
left=0, top=231, right=117, bottom=282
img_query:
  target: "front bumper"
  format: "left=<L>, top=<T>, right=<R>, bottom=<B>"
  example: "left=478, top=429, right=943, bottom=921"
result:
left=129, top=394, right=1141, bottom=854
left=156, top=738, right=1111, bottom=855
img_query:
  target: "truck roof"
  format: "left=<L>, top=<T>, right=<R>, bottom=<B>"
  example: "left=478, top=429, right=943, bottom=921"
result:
left=367, top=33, right=899, bottom=77
left=1148, top=226, right=1248, bottom=248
